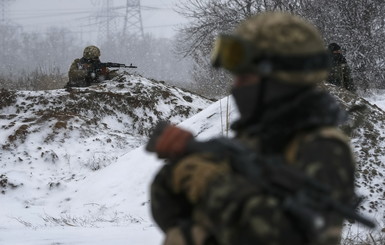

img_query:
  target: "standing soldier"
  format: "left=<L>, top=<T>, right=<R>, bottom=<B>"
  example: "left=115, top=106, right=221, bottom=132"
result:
left=327, top=42, right=356, bottom=92
left=65, top=45, right=118, bottom=88
left=149, top=12, right=357, bottom=245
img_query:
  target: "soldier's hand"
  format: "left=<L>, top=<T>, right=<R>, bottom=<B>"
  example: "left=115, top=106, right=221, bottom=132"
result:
left=172, top=153, right=230, bottom=203
left=155, top=125, right=194, bottom=159
left=99, top=67, right=109, bottom=76
left=164, top=224, right=209, bottom=245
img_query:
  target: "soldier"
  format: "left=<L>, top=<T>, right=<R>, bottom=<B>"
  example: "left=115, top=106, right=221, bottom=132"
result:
left=65, top=45, right=118, bottom=88
left=327, top=42, right=356, bottom=92
left=150, top=12, right=356, bottom=245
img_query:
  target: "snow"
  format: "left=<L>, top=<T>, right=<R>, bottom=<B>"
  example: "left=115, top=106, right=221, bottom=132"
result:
left=0, top=75, right=233, bottom=244
left=363, top=89, right=385, bottom=110
left=1, top=78, right=385, bottom=244
left=0, top=226, right=160, bottom=245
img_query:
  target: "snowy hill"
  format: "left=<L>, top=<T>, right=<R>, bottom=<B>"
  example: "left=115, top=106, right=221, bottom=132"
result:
left=1, top=77, right=385, bottom=244
left=0, top=73, right=211, bottom=176
left=0, top=74, right=215, bottom=244
left=318, top=84, right=385, bottom=238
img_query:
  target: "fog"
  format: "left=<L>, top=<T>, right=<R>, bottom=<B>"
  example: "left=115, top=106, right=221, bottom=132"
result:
left=1, top=0, right=193, bottom=90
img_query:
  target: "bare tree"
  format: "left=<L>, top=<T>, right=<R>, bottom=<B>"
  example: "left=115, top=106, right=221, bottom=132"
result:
left=176, top=0, right=300, bottom=97
left=297, top=0, right=385, bottom=89
left=176, top=0, right=296, bottom=56
left=176, top=0, right=385, bottom=95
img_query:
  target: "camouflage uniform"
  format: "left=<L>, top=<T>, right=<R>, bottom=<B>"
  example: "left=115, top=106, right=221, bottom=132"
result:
left=65, top=46, right=118, bottom=88
left=150, top=12, right=356, bottom=245
left=327, top=43, right=356, bottom=92
left=151, top=89, right=355, bottom=245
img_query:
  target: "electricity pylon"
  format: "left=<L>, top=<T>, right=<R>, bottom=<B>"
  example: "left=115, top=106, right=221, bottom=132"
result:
left=96, top=0, right=118, bottom=42
left=123, top=0, right=144, bottom=39
left=0, top=0, right=13, bottom=24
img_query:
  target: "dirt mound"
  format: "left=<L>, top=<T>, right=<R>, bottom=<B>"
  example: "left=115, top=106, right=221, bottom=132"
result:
left=0, top=74, right=212, bottom=195
left=321, top=83, right=385, bottom=222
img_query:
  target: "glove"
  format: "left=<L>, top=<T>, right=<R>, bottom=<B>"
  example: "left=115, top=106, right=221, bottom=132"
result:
left=155, top=125, right=194, bottom=159
left=172, top=153, right=230, bottom=203
left=164, top=224, right=208, bottom=245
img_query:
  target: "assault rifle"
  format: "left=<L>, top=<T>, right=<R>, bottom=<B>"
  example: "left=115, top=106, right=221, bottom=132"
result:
left=90, top=62, right=137, bottom=73
left=146, top=121, right=375, bottom=239
left=86, top=62, right=137, bottom=80
left=97, top=62, right=137, bottom=69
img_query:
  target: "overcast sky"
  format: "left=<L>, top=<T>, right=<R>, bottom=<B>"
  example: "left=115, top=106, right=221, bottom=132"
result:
left=8, top=0, right=187, bottom=43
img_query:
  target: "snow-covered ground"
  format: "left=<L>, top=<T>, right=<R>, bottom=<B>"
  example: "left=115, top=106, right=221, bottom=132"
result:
left=0, top=75, right=235, bottom=245
left=1, top=78, right=385, bottom=244
left=363, top=89, right=385, bottom=110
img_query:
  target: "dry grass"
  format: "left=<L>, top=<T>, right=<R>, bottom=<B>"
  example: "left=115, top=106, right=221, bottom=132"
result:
left=0, top=88, right=17, bottom=109
left=0, top=68, right=67, bottom=91
left=342, top=220, right=385, bottom=245
left=341, top=232, right=385, bottom=245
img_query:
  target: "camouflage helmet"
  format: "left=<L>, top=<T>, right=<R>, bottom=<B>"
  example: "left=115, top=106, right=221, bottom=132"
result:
left=83, top=45, right=101, bottom=59
left=213, top=12, right=329, bottom=85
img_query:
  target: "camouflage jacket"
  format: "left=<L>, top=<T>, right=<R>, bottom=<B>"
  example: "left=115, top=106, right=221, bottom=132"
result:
left=151, top=89, right=355, bottom=245
left=66, top=58, right=117, bottom=88
left=327, top=54, right=355, bottom=92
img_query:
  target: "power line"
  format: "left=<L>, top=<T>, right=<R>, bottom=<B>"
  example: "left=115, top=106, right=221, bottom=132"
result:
left=10, top=8, right=97, bottom=13
left=145, top=23, right=183, bottom=29
left=10, top=10, right=96, bottom=21
left=8, top=5, right=169, bottom=21
left=9, top=1, right=182, bottom=41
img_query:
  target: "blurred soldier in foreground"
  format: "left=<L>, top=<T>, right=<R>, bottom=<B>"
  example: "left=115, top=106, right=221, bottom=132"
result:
left=65, top=45, right=118, bottom=88
left=327, top=42, right=356, bottom=92
left=149, top=12, right=359, bottom=245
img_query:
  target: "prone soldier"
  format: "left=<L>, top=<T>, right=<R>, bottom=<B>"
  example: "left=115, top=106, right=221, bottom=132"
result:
left=65, top=45, right=136, bottom=88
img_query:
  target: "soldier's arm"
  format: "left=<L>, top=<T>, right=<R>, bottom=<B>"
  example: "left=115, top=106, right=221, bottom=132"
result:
left=196, top=137, right=355, bottom=245
left=68, top=59, right=88, bottom=82
left=296, top=135, right=355, bottom=202
left=294, top=135, right=355, bottom=243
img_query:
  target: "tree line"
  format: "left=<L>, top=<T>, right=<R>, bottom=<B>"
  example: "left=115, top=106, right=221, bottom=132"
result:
left=2, top=1, right=383, bottom=98
left=176, top=0, right=385, bottom=97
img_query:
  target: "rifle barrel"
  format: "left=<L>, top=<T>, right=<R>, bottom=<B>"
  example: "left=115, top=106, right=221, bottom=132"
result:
left=102, top=62, right=137, bottom=68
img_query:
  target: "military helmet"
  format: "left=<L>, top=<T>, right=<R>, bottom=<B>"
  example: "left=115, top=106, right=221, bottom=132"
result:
left=83, top=45, right=101, bottom=60
left=328, top=43, right=341, bottom=52
left=212, top=12, right=329, bottom=85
